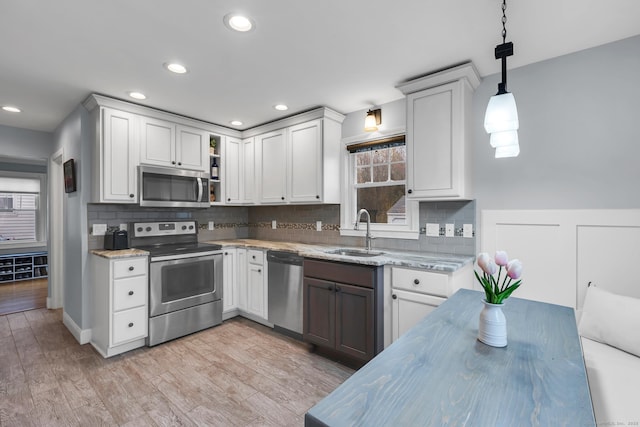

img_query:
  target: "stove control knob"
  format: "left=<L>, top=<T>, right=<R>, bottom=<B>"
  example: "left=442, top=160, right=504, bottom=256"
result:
left=189, top=225, right=194, bottom=230
left=182, top=225, right=187, bottom=230
left=146, top=227, right=152, bottom=232
left=137, top=227, right=143, bottom=232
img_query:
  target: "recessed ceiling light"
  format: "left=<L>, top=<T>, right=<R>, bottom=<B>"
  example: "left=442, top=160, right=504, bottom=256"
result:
left=230, top=120, right=243, bottom=126
left=164, top=62, right=188, bottom=74
left=274, top=104, right=288, bottom=111
left=128, top=91, right=147, bottom=100
left=2, top=106, right=21, bottom=113
left=224, top=13, right=255, bottom=32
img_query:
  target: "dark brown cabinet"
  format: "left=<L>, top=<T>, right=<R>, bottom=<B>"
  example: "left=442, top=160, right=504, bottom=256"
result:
left=303, top=259, right=382, bottom=364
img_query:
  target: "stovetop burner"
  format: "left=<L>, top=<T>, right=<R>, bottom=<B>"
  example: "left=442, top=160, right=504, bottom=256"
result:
left=128, top=220, right=221, bottom=258
left=135, top=242, right=222, bottom=257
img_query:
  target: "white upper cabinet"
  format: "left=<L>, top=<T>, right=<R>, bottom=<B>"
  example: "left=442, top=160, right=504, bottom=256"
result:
left=139, top=116, right=209, bottom=172
left=397, top=62, right=480, bottom=200
left=139, top=116, right=175, bottom=167
left=176, top=125, right=209, bottom=171
left=224, top=137, right=255, bottom=204
left=256, top=129, right=287, bottom=204
left=93, top=107, right=138, bottom=203
left=289, top=120, right=323, bottom=203
left=249, top=108, right=344, bottom=205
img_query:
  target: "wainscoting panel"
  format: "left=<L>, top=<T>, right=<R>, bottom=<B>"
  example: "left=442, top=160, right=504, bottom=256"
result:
left=481, top=210, right=640, bottom=309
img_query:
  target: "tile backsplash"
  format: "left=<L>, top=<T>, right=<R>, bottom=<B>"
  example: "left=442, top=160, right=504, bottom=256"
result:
left=88, top=200, right=475, bottom=255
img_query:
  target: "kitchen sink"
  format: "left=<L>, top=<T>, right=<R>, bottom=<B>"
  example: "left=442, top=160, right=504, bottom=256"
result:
left=324, top=249, right=385, bottom=258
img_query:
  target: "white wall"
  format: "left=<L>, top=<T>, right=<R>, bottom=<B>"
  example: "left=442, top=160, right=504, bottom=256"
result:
left=472, top=35, right=640, bottom=211
left=341, top=35, right=640, bottom=214
left=0, top=124, right=52, bottom=162
left=52, top=105, right=91, bottom=331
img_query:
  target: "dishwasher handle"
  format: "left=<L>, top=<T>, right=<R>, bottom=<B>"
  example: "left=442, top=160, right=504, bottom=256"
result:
left=266, top=250, right=304, bottom=266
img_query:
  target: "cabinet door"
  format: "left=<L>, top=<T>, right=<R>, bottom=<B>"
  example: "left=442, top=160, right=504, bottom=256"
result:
left=256, top=130, right=287, bottom=203
left=242, top=138, right=255, bottom=203
left=140, top=116, right=175, bottom=167
left=224, top=137, right=242, bottom=203
left=335, top=282, right=374, bottom=361
left=236, top=249, right=247, bottom=311
left=222, top=249, right=237, bottom=312
left=246, top=263, right=265, bottom=318
left=303, top=277, right=335, bottom=348
left=391, top=290, right=445, bottom=342
left=288, top=120, right=322, bottom=203
left=102, top=108, right=138, bottom=203
left=176, top=125, right=208, bottom=171
left=406, top=81, right=463, bottom=199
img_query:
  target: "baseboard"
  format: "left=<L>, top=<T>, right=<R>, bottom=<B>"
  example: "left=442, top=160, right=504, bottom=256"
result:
left=63, top=311, right=92, bottom=344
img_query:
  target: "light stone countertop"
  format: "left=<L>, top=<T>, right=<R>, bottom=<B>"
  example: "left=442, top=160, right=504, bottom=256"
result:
left=207, top=239, right=474, bottom=272
left=90, top=248, right=150, bottom=259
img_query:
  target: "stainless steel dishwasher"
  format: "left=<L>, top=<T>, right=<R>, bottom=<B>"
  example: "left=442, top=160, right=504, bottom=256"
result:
left=267, top=250, right=304, bottom=338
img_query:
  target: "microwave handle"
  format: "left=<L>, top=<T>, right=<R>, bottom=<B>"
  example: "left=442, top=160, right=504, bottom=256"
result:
left=196, top=177, right=203, bottom=202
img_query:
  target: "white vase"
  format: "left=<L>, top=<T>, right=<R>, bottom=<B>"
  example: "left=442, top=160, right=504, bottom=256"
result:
left=478, top=299, right=507, bottom=347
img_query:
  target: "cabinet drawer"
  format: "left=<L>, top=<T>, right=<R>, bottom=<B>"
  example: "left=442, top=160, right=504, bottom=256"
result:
left=113, top=275, right=147, bottom=311
left=247, top=249, right=264, bottom=265
left=112, top=306, right=147, bottom=345
left=113, top=257, right=147, bottom=279
left=392, top=267, right=450, bottom=297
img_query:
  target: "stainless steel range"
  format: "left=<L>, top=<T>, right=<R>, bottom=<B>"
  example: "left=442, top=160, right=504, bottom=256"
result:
left=129, top=220, right=223, bottom=346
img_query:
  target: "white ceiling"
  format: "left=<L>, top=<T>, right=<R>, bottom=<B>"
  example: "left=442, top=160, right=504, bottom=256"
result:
left=1, top=0, right=640, bottom=133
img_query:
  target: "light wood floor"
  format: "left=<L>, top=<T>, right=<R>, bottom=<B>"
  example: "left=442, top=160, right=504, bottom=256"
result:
left=0, top=278, right=47, bottom=316
left=0, top=310, right=354, bottom=426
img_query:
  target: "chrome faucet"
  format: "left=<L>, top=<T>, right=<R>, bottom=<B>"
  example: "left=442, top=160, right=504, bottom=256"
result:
left=354, top=208, right=373, bottom=251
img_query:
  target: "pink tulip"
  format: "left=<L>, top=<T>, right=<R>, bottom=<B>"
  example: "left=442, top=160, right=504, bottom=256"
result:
left=507, top=259, right=523, bottom=280
left=484, top=259, right=498, bottom=275
left=476, top=253, right=490, bottom=271
left=495, top=250, right=509, bottom=267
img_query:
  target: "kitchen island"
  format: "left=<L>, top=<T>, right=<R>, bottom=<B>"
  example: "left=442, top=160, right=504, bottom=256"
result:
left=304, top=289, right=595, bottom=426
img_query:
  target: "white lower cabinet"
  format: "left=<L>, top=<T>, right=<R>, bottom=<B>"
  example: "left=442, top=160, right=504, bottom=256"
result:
left=245, top=249, right=267, bottom=321
left=222, top=247, right=269, bottom=325
left=222, top=248, right=238, bottom=316
left=391, top=290, right=445, bottom=342
left=390, top=264, right=473, bottom=342
left=91, top=254, right=148, bottom=358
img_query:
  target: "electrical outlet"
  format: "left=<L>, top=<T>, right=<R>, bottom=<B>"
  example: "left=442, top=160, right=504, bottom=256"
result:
left=272, top=220, right=277, bottom=229
left=208, top=221, right=215, bottom=230
left=316, top=221, right=322, bottom=231
left=92, top=224, right=107, bottom=236
left=426, top=223, right=440, bottom=237
left=119, top=223, right=127, bottom=231
left=445, top=223, right=454, bottom=237
left=463, top=224, right=473, bottom=238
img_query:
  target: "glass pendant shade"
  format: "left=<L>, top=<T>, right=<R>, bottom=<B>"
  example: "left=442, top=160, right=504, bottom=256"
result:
left=495, top=143, right=520, bottom=158
left=489, top=130, right=518, bottom=148
left=484, top=92, right=519, bottom=134
left=364, top=111, right=379, bottom=132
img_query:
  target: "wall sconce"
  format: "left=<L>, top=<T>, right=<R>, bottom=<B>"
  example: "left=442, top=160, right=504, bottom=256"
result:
left=484, top=0, right=520, bottom=158
left=364, top=109, right=382, bottom=132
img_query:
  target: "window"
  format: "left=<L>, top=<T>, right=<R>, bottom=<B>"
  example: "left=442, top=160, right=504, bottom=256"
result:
left=0, top=175, right=44, bottom=245
left=341, top=135, right=419, bottom=239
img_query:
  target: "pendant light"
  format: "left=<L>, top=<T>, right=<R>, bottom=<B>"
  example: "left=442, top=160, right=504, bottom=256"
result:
left=484, top=0, right=519, bottom=158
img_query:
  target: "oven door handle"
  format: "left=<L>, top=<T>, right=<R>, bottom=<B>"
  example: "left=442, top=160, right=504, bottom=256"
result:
left=196, top=177, right=203, bottom=202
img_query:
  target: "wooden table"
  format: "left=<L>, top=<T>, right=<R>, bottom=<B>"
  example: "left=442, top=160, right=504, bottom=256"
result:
left=305, top=289, right=595, bottom=426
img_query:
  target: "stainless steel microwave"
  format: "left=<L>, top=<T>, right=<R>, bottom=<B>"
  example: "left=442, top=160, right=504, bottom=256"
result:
left=139, top=165, right=210, bottom=208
